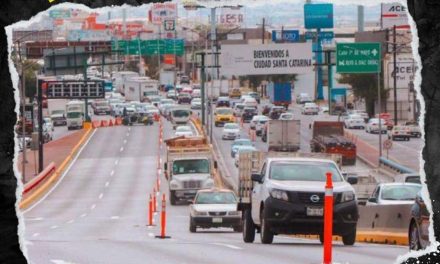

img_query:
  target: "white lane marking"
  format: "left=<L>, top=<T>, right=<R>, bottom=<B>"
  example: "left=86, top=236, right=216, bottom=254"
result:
left=120, top=147, right=124, bottom=152
left=110, top=216, right=119, bottom=220
left=105, top=181, right=110, bottom=188
left=110, top=170, right=114, bottom=176
left=32, top=233, right=40, bottom=237
left=148, top=233, right=154, bottom=237
left=23, top=129, right=98, bottom=214
left=126, top=132, right=130, bottom=137
left=115, top=160, right=119, bottom=165
left=159, top=158, right=162, bottom=163
left=99, top=193, right=104, bottom=199
left=80, top=213, right=87, bottom=218
left=27, top=217, right=44, bottom=221
left=128, top=127, right=131, bottom=131
left=211, top=243, right=243, bottom=250
left=90, top=204, right=96, bottom=210
left=50, top=225, right=58, bottom=229
left=24, top=240, right=34, bottom=246
left=66, top=219, right=75, bottom=224
left=51, top=260, right=78, bottom=264
left=123, top=139, right=127, bottom=144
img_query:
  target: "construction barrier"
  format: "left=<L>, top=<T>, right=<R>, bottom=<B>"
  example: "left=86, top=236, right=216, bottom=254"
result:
left=323, top=172, right=333, bottom=264
left=155, top=193, right=171, bottom=239
left=22, top=162, right=56, bottom=196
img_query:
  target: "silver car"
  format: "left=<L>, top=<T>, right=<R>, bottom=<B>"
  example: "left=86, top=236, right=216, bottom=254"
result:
left=189, top=189, right=242, bottom=233
left=366, top=183, right=422, bottom=205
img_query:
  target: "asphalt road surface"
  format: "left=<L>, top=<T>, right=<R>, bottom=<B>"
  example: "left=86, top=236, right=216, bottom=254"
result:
left=24, top=114, right=409, bottom=264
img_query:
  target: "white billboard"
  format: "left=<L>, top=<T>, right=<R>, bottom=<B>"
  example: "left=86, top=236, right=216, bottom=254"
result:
left=219, top=8, right=244, bottom=28
left=220, top=43, right=313, bottom=76
left=385, top=54, right=417, bottom=90
left=381, top=3, right=409, bottom=29
left=151, top=3, right=177, bottom=25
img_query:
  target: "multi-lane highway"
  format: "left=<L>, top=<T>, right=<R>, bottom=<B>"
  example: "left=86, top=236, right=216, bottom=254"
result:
left=24, top=112, right=409, bottom=264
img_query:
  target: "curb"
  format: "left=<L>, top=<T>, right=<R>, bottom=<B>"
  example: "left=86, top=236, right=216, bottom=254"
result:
left=291, top=231, right=407, bottom=246
left=19, top=128, right=94, bottom=209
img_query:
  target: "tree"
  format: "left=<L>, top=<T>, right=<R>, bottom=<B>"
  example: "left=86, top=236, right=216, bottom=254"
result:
left=21, top=60, right=41, bottom=99
left=338, top=73, right=388, bottom=116
left=239, top=74, right=298, bottom=91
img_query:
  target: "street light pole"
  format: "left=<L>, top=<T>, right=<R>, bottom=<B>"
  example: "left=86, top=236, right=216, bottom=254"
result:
left=392, top=25, right=398, bottom=125
left=378, top=70, right=383, bottom=158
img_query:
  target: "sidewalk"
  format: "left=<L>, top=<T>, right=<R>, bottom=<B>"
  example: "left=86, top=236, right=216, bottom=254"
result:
left=17, top=129, right=88, bottom=183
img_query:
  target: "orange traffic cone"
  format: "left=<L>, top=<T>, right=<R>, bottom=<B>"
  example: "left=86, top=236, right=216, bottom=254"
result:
left=108, top=119, right=113, bottom=126
left=101, top=120, right=108, bottom=127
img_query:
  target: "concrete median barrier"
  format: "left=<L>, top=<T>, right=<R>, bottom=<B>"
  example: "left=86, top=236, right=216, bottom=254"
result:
left=19, top=127, right=94, bottom=210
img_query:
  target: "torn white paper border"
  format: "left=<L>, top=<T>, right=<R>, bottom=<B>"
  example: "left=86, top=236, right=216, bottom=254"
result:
left=5, top=1, right=434, bottom=263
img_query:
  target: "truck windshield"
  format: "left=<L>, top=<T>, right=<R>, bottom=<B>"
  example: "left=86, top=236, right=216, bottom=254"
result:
left=173, top=159, right=209, bottom=175
left=269, top=161, right=342, bottom=182
left=67, top=112, right=81, bottom=119
left=172, top=110, right=190, bottom=118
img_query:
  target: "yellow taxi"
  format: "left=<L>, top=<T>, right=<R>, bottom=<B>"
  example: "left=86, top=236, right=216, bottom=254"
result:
left=229, top=88, right=241, bottom=99
left=215, top=107, right=236, bottom=127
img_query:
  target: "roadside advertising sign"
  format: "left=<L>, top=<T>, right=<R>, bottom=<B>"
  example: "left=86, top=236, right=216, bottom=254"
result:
left=67, top=30, right=111, bottom=41
left=304, top=31, right=334, bottom=40
left=272, top=30, right=300, bottom=43
left=220, top=43, right=313, bottom=76
left=219, top=7, right=244, bottom=28
left=336, top=43, right=381, bottom=73
left=304, top=3, right=334, bottom=29
left=49, top=9, right=71, bottom=19
left=151, top=3, right=177, bottom=25
left=381, top=3, right=410, bottom=29
left=385, top=54, right=416, bottom=89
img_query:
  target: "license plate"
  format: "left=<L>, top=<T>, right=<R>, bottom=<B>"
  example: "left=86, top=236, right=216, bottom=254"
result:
left=306, top=207, right=323, bottom=216
left=212, top=217, right=223, bottom=223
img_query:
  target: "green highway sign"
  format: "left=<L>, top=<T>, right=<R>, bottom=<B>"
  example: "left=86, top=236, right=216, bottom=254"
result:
left=336, top=43, right=381, bottom=73
left=111, top=39, right=184, bottom=56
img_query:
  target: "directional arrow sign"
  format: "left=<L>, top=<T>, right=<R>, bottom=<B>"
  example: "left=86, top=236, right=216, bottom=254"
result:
left=336, top=43, right=381, bottom=73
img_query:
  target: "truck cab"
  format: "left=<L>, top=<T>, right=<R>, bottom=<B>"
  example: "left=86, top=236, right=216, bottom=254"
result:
left=66, top=101, right=85, bottom=130
left=164, top=137, right=217, bottom=205
left=238, top=152, right=359, bottom=245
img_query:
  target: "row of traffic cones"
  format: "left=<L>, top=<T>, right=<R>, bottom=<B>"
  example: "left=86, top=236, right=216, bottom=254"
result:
left=92, top=118, right=123, bottom=128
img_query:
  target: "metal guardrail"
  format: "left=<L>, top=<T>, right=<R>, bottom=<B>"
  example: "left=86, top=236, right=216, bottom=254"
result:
left=379, top=157, right=417, bottom=174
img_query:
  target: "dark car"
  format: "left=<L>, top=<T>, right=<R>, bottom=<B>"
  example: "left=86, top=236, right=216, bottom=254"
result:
left=409, top=192, right=430, bottom=251
left=178, top=93, right=192, bottom=104
left=216, top=97, right=231, bottom=108
left=331, top=104, right=347, bottom=116
left=268, top=106, right=286, bottom=120
left=262, top=104, right=273, bottom=116
left=180, top=75, right=190, bottom=84
left=247, top=92, right=261, bottom=104
left=241, top=107, right=257, bottom=123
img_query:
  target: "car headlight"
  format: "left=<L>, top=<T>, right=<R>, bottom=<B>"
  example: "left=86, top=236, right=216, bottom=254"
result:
left=193, top=210, right=208, bottom=216
left=269, top=189, right=289, bottom=201
left=341, top=191, right=355, bottom=202
left=228, top=211, right=241, bottom=216
left=170, top=180, right=179, bottom=189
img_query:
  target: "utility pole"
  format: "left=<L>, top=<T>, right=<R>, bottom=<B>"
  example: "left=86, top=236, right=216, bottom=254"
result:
left=200, top=52, right=206, bottom=125
left=262, top=18, right=265, bottom=44
left=392, top=25, right=398, bottom=125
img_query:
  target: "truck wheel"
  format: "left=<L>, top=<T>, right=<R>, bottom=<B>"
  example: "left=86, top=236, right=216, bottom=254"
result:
left=170, top=190, right=177, bottom=205
left=260, top=207, right=274, bottom=244
left=189, top=217, right=197, bottom=233
left=342, top=227, right=356, bottom=246
left=243, top=209, right=256, bottom=243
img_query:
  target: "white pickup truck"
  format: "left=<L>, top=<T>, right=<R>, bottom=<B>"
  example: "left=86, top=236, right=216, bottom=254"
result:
left=237, top=151, right=359, bottom=245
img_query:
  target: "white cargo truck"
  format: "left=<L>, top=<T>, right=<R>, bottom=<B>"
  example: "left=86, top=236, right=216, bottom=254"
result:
left=160, top=70, right=175, bottom=88
left=47, top=99, right=69, bottom=126
left=265, top=119, right=301, bottom=152
left=124, top=77, right=159, bottom=102
left=164, top=137, right=217, bottom=205
left=112, top=71, right=139, bottom=94
left=66, top=100, right=85, bottom=130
